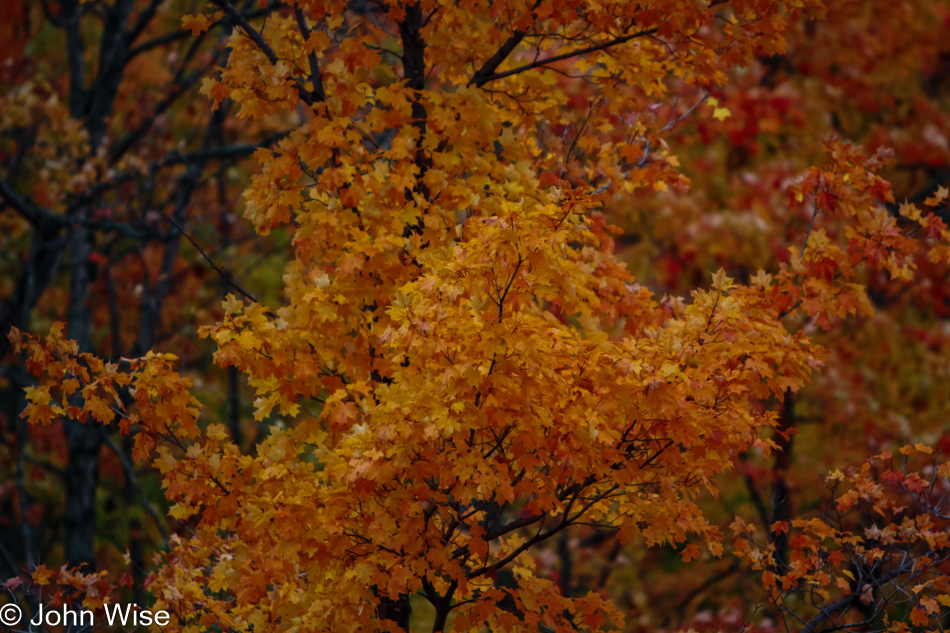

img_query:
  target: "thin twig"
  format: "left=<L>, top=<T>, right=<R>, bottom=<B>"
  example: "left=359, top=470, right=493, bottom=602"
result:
left=158, top=212, right=259, bottom=304
left=800, top=197, right=821, bottom=259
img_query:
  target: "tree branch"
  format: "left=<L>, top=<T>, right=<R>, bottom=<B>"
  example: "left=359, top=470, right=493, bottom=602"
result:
left=0, top=176, right=54, bottom=227
left=468, top=0, right=544, bottom=87
left=803, top=561, right=916, bottom=633
left=209, top=0, right=316, bottom=105
left=471, top=28, right=660, bottom=85
left=99, top=430, right=169, bottom=544
left=158, top=212, right=260, bottom=305
left=126, top=3, right=280, bottom=60
left=293, top=6, right=326, bottom=102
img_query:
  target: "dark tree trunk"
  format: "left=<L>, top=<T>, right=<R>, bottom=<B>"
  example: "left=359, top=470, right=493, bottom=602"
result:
left=769, top=389, right=796, bottom=575
left=64, top=211, right=99, bottom=580
left=377, top=594, right=411, bottom=631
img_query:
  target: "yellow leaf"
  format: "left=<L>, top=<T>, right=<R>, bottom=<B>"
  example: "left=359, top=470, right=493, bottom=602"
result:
left=712, top=107, right=731, bottom=121
left=169, top=503, right=198, bottom=520
left=32, top=565, right=54, bottom=586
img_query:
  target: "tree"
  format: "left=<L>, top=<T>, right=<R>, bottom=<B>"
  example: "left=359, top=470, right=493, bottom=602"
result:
left=4, top=0, right=950, bottom=632
left=532, top=0, right=950, bottom=629
left=734, top=447, right=950, bottom=633
left=0, top=0, right=288, bottom=599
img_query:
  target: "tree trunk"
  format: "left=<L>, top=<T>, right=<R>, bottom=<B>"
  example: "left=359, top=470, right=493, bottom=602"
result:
left=377, top=594, right=411, bottom=632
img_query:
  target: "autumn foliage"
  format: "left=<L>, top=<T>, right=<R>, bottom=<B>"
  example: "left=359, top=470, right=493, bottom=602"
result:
left=3, top=0, right=950, bottom=632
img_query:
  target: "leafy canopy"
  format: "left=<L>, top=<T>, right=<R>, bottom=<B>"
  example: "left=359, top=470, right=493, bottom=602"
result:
left=10, top=0, right=950, bottom=631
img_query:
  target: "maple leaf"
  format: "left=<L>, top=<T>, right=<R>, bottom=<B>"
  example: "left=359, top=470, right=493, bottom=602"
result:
left=713, top=107, right=731, bottom=121
left=920, top=597, right=939, bottom=615
left=181, top=14, right=212, bottom=36
left=710, top=268, right=736, bottom=292
left=680, top=544, right=701, bottom=562
left=32, top=565, right=55, bottom=586
left=909, top=607, right=930, bottom=626
left=3, top=576, right=24, bottom=590
left=924, top=185, right=949, bottom=207
left=386, top=565, right=413, bottom=597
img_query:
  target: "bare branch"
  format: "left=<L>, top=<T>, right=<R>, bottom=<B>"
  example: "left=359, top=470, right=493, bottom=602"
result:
left=158, top=212, right=260, bottom=304
left=471, top=28, right=660, bottom=85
